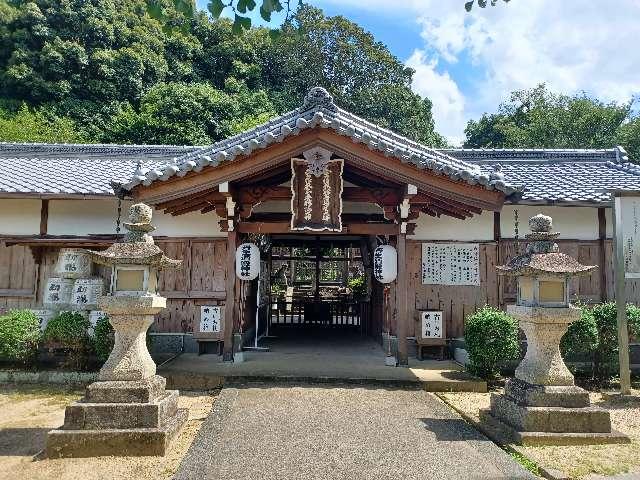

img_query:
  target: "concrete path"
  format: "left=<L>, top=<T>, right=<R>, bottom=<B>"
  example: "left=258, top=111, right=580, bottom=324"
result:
left=176, top=383, right=535, bottom=480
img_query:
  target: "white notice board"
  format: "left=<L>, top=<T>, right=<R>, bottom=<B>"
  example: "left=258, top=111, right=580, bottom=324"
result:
left=422, top=243, right=480, bottom=286
left=620, top=197, right=640, bottom=278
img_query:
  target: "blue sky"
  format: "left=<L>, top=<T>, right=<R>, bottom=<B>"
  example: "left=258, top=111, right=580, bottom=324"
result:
left=196, top=1, right=640, bottom=145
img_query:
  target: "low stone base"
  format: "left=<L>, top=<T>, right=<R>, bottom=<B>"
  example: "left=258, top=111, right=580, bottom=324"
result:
left=484, top=378, right=630, bottom=445
left=480, top=409, right=630, bottom=446
left=47, top=408, right=188, bottom=457
left=46, top=376, right=188, bottom=457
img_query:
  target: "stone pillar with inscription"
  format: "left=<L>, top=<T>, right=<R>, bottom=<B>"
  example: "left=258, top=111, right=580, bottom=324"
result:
left=46, top=204, right=188, bottom=458
left=481, top=214, right=629, bottom=446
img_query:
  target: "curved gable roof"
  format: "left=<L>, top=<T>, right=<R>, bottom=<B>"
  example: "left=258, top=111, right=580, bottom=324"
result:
left=122, top=87, right=520, bottom=197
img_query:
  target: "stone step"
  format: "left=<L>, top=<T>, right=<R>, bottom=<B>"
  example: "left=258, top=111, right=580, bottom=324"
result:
left=479, top=409, right=630, bottom=446
left=85, top=375, right=167, bottom=403
left=47, top=407, right=188, bottom=458
left=63, top=390, right=179, bottom=430
left=504, top=379, right=590, bottom=408
left=490, top=394, right=612, bottom=433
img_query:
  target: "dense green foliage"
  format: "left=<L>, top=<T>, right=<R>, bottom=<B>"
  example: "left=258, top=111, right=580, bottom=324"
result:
left=561, top=302, right=640, bottom=385
left=92, top=314, right=114, bottom=362
left=0, top=309, right=40, bottom=363
left=43, top=311, right=90, bottom=344
left=0, top=1, right=444, bottom=146
left=465, top=85, right=640, bottom=160
left=347, top=275, right=366, bottom=297
left=464, top=305, right=520, bottom=380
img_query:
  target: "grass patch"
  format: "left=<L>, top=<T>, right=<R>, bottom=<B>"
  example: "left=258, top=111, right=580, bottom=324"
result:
left=508, top=450, right=541, bottom=477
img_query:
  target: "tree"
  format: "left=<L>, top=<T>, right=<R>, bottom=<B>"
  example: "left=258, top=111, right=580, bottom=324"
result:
left=0, top=103, right=86, bottom=142
left=464, top=85, right=639, bottom=160
left=0, top=1, right=445, bottom=145
left=260, top=6, right=445, bottom=145
left=106, top=80, right=275, bottom=144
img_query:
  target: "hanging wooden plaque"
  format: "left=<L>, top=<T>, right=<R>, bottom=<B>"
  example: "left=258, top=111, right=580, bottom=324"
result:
left=291, top=147, right=343, bottom=232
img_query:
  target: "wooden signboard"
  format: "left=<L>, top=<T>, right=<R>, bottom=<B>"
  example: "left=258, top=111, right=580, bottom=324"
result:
left=421, top=243, right=480, bottom=286
left=415, top=310, right=446, bottom=360
left=291, top=147, right=343, bottom=232
left=194, top=305, right=223, bottom=338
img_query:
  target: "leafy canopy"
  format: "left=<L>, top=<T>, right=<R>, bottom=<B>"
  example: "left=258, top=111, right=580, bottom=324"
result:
left=464, top=84, right=639, bottom=161
left=0, top=1, right=444, bottom=146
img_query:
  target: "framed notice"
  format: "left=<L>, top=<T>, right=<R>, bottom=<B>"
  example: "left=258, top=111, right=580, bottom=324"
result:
left=421, top=243, right=480, bottom=286
left=194, top=305, right=224, bottom=340
left=620, top=196, right=640, bottom=278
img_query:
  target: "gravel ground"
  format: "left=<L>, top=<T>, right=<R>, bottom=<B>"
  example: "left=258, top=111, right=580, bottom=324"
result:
left=441, top=389, right=640, bottom=479
left=176, top=382, right=535, bottom=480
left=0, top=384, right=216, bottom=480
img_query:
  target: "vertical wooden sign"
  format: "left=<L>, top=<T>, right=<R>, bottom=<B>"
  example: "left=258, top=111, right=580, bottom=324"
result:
left=291, top=147, right=343, bottom=232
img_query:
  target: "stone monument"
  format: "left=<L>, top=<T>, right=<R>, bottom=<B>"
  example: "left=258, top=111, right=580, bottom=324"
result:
left=46, top=203, right=188, bottom=457
left=481, top=214, right=630, bottom=445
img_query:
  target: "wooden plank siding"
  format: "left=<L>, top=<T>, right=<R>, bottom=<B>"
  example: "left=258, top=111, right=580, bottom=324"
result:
left=1, top=237, right=640, bottom=340
left=0, top=239, right=228, bottom=334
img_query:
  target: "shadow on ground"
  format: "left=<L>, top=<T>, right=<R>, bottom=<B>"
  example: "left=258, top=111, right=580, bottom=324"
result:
left=0, top=427, right=48, bottom=456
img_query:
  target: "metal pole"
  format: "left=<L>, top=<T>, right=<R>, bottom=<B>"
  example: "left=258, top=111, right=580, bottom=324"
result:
left=613, top=194, right=631, bottom=395
left=254, top=275, right=260, bottom=348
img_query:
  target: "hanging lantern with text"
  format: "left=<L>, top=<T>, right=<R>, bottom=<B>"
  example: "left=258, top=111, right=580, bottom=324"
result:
left=373, top=245, right=397, bottom=284
left=235, top=243, right=260, bottom=281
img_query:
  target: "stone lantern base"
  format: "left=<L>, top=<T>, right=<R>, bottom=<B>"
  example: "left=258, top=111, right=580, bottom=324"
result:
left=46, top=295, right=188, bottom=458
left=480, top=305, right=630, bottom=446
left=480, top=378, right=629, bottom=446
left=46, top=376, right=188, bottom=457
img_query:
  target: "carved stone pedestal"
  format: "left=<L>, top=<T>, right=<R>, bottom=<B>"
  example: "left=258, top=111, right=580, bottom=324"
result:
left=46, top=295, right=188, bottom=458
left=481, top=305, right=629, bottom=446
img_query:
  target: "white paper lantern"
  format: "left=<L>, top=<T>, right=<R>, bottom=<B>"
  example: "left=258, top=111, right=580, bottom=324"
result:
left=235, top=243, right=260, bottom=281
left=373, top=245, right=397, bottom=284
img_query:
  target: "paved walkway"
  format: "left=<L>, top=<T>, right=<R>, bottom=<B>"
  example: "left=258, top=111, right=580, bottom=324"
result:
left=175, top=383, right=535, bottom=480
left=161, top=332, right=486, bottom=392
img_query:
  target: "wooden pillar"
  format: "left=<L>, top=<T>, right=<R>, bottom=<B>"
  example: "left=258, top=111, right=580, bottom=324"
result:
left=40, top=199, right=49, bottom=236
left=396, top=232, right=408, bottom=366
left=598, top=207, right=608, bottom=301
left=223, top=230, right=237, bottom=361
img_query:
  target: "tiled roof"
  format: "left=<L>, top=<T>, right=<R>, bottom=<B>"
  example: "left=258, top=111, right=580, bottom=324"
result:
left=1, top=122, right=640, bottom=206
left=0, top=143, right=201, bottom=196
left=122, top=87, right=519, bottom=197
left=444, top=148, right=640, bottom=204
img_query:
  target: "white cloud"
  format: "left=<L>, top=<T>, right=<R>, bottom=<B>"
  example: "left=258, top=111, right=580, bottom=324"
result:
left=318, top=0, right=640, bottom=143
left=406, top=50, right=466, bottom=145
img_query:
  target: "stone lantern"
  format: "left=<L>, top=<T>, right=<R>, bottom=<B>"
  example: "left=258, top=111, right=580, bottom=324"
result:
left=46, top=203, right=188, bottom=458
left=482, top=214, right=629, bottom=445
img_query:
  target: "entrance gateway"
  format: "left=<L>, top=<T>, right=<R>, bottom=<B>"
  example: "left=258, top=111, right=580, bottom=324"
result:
left=119, top=87, right=518, bottom=364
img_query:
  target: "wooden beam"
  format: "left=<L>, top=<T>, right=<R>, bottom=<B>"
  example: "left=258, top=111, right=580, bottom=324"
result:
left=598, top=207, right=607, bottom=302
left=39, top=199, right=49, bottom=236
left=396, top=232, right=408, bottom=366
left=494, top=211, right=501, bottom=242
left=223, top=230, right=237, bottom=361
left=234, top=221, right=415, bottom=236
left=156, top=187, right=221, bottom=210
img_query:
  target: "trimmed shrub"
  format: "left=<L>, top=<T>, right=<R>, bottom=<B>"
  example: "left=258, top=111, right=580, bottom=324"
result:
left=92, top=314, right=114, bottom=362
left=42, top=311, right=91, bottom=370
left=0, top=309, right=40, bottom=364
left=464, top=306, right=520, bottom=380
left=43, top=311, right=91, bottom=345
left=561, top=302, right=640, bottom=385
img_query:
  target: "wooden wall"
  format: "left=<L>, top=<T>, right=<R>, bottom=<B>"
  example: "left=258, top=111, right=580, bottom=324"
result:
left=0, top=239, right=228, bottom=334
left=2, top=236, right=640, bottom=340
left=406, top=239, right=640, bottom=339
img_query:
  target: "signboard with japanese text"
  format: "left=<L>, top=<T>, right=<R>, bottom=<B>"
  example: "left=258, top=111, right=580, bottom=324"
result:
left=421, top=243, right=480, bottom=286
left=194, top=305, right=224, bottom=339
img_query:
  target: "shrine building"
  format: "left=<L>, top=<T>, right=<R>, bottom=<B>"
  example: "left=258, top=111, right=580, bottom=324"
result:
left=1, top=87, right=640, bottom=364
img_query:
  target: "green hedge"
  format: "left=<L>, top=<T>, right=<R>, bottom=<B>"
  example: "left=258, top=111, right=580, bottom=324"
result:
left=0, top=309, right=40, bottom=363
left=464, top=305, right=520, bottom=380
left=92, top=314, right=114, bottom=362
left=43, top=311, right=91, bottom=345
left=561, top=302, right=640, bottom=385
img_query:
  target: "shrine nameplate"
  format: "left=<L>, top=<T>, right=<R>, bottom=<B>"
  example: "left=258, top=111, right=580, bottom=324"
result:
left=291, top=147, right=343, bottom=232
left=194, top=305, right=224, bottom=340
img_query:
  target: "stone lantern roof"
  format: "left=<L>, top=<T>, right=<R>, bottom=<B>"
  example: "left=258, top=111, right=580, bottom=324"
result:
left=496, top=214, right=596, bottom=278
left=87, top=203, right=182, bottom=270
